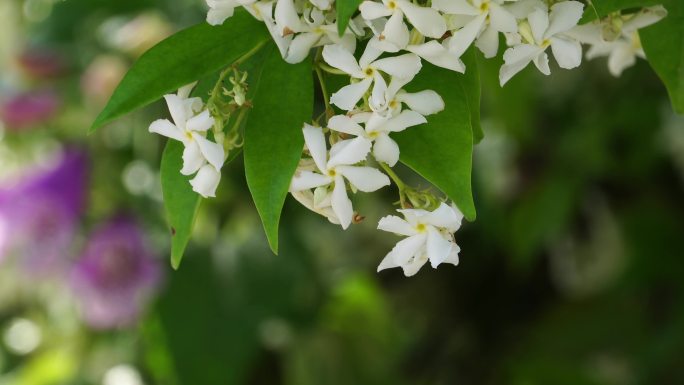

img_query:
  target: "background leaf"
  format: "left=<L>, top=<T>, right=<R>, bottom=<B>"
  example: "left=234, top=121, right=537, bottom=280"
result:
left=160, top=140, right=202, bottom=269
left=580, top=0, right=661, bottom=22
left=244, top=45, right=314, bottom=254
left=641, top=0, right=684, bottom=114
left=336, top=0, right=363, bottom=36
left=394, top=51, right=479, bottom=221
left=90, top=10, right=268, bottom=131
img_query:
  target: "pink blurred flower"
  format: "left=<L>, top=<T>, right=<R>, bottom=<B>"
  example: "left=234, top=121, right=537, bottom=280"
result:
left=71, top=216, right=161, bottom=330
left=0, top=90, right=61, bottom=130
left=17, top=48, right=68, bottom=79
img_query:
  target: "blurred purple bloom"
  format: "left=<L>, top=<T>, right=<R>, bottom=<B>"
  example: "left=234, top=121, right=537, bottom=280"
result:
left=18, top=48, right=68, bottom=79
left=0, top=90, right=61, bottom=130
left=71, top=216, right=161, bottom=330
left=0, top=149, right=88, bottom=271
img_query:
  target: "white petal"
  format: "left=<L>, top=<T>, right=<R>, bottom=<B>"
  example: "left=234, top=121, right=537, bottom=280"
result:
left=290, top=170, right=332, bottom=191
left=622, top=5, right=667, bottom=33
left=432, top=0, right=479, bottom=15
left=286, top=32, right=321, bottom=63
left=372, top=53, right=422, bottom=78
left=407, top=41, right=465, bottom=73
left=499, top=44, right=542, bottom=86
left=386, top=233, right=427, bottom=266
left=330, top=77, right=373, bottom=111
left=149, top=119, right=184, bottom=142
left=384, top=110, right=427, bottom=132
left=443, top=244, right=461, bottom=266
left=475, top=25, right=500, bottom=58
left=337, top=165, right=390, bottom=192
left=177, top=82, right=198, bottom=99
left=448, top=14, right=486, bottom=57
left=181, top=141, right=205, bottom=176
left=397, top=90, right=445, bottom=115
left=207, top=7, right=235, bottom=26
left=163, top=94, right=188, bottom=129
left=381, top=10, right=410, bottom=49
left=328, top=115, right=366, bottom=137
left=359, top=44, right=384, bottom=68
left=527, top=7, right=549, bottom=44
left=322, top=44, right=363, bottom=77
left=550, top=36, right=582, bottom=69
left=533, top=51, right=551, bottom=75
left=607, top=43, right=636, bottom=77
left=190, top=164, right=221, bottom=198
left=377, top=253, right=400, bottom=272
left=377, top=215, right=417, bottom=236
left=399, top=0, right=447, bottom=39
left=426, top=226, right=454, bottom=268
left=372, top=134, right=400, bottom=166
left=331, top=175, right=353, bottom=229
left=186, top=110, right=215, bottom=132
left=401, top=253, right=429, bottom=277
left=302, top=124, right=328, bottom=172
left=193, top=134, right=225, bottom=170
left=546, top=1, right=584, bottom=37
left=422, top=202, right=463, bottom=231
left=359, top=1, right=392, bottom=20
left=275, top=0, right=303, bottom=34
left=489, top=4, right=518, bottom=33
left=370, top=72, right=388, bottom=110
left=328, top=137, right=372, bottom=167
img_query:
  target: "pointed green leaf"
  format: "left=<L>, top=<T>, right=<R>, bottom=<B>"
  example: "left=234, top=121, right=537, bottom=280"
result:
left=160, top=140, right=202, bottom=269
left=337, top=0, right=363, bottom=36
left=394, top=51, right=479, bottom=221
left=244, top=46, right=314, bottom=254
left=90, top=10, right=269, bottom=132
left=581, top=0, right=661, bottom=22
left=641, top=0, right=684, bottom=114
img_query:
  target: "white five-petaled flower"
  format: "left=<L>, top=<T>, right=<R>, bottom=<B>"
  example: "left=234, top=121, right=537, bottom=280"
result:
left=377, top=202, right=463, bottom=277
left=359, top=0, right=447, bottom=51
left=323, top=44, right=422, bottom=111
left=282, top=6, right=356, bottom=63
left=567, top=6, right=667, bottom=77
left=290, top=124, right=390, bottom=229
left=328, top=110, right=426, bottom=167
left=433, top=0, right=519, bottom=59
left=370, top=76, right=445, bottom=116
left=205, top=0, right=257, bottom=26
left=149, top=85, right=225, bottom=198
left=499, top=1, right=584, bottom=86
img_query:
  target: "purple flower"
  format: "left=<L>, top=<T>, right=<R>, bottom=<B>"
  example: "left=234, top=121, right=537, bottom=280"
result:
left=18, top=48, right=68, bottom=79
left=71, top=216, right=161, bottom=330
left=0, top=149, right=88, bottom=271
left=0, top=90, right=61, bottom=130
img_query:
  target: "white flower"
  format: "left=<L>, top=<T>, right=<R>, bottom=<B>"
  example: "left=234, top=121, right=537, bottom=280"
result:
left=290, top=124, right=390, bottom=229
left=322, top=44, right=422, bottom=111
left=310, top=0, right=332, bottom=11
left=290, top=188, right=340, bottom=225
left=405, top=38, right=467, bottom=73
left=499, top=1, right=584, bottom=86
left=283, top=7, right=357, bottom=63
left=149, top=86, right=225, bottom=198
left=377, top=202, right=463, bottom=277
left=433, top=0, right=519, bottom=59
left=328, top=110, right=427, bottom=166
left=567, top=6, right=667, bottom=77
left=359, top=0, right=447, bottom=51
left=205, top=0, right=257, bottom=26
left=190, top=164, right=222, bottom=198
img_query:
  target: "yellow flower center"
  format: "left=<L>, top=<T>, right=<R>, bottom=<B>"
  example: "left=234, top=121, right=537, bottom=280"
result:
left=364, top=67, right=374, bottom=77
left=416, top=223, right=427, bottom=232
left=388, top=1, right=397, bottom=10
left=328, top=169, right=337, bottom=177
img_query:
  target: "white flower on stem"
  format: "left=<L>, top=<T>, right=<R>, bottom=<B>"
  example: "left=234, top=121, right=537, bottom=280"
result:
left=322, top=44, right=422, bottom=111
left=290, top=188, right=340, bottom=225
left=290, top=124, right=390, bottom=229
left=328, top=110, right=426, bottom=166
left=190, top=164, right=222, bottom=198
left=405, top=37, right=468, bottom=73
left=567, top=6, right=667, bottom=77
left=499, top=1, right=584, bottom=86
left=359, top=0, right=447, bottom=51
left=377, top=202, right=463, bottom=277
left=310, top=0, right=332, bottom=11
left=205, top=0, right=257, bottom=26
left=246, top=1, right=293, bottom=58
left=433, top=0, right=519, bottom=59
left=370, top=76, right=445, bottom=116
left=149, top=87, right=225, bottom=198
left=285, top=7, right=357, bottom=63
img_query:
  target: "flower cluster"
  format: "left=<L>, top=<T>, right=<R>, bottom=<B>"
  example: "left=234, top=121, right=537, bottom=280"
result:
left=150, top=0, right=666, bottom=276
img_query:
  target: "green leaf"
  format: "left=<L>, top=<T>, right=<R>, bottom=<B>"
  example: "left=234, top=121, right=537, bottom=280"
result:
left=244, top=45, right=314, bottom=254
left=641, top=0, right=684, bottom=114
left=464, top=50, right=483, bottom=143
left=337, top=0, right=363, bottom=36
left=394, top=51, right=479, bottom=221
left=90, top=10, right=269, bottom=132
left=160, top=140, right=202, bottom=269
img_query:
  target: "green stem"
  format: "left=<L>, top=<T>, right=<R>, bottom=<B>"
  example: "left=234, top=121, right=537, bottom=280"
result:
left=233, top=38, right=270, bottom=67
left=315, top=66, right=333, bottom=119
left=318, top=62, right=347, bottom=75
left=379, top=162, right=409, bottom=208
